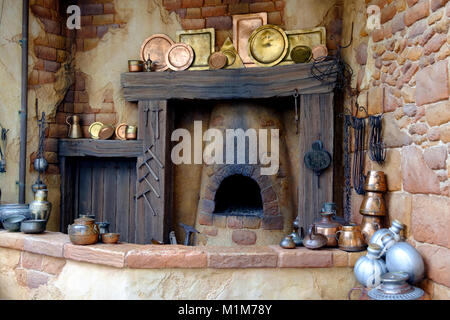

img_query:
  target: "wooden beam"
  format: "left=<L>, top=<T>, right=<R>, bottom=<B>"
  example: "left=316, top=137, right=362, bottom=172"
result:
left=121, top=62, right=337, bottom=101
left=58, top=139, right=143, bottom=158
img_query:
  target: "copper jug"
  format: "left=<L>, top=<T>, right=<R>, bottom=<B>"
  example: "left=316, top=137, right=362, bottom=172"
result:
left=66, top=115, right=82, bottom=139
left=336, top=224, right=367, bottom=252
left=359, top=192, right=386, bottom=216
left=315, top=210, right=341, bottom=247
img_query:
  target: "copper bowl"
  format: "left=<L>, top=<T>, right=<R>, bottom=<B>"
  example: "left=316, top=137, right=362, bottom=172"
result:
left=365, top=171, right=387, bottom=192
left=102, top=233, right=120, bottom=244
left=128, top=60, right=144, bottom=72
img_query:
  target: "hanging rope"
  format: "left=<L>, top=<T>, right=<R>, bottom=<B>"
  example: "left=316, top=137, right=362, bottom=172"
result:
left=352, top=115, right=366, bottom=195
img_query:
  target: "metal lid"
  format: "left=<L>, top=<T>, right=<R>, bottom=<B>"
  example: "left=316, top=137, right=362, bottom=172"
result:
left=98, top=125, right=115, bottom=140
left=311, top=44, right=328, bottom=62
left=74, top=216, right=95, bottom=225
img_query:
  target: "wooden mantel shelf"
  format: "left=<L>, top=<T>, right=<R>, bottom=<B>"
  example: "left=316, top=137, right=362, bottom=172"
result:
left=121, top=61, right=337, bottom=102
left=58, top=139, right=143, bottom=158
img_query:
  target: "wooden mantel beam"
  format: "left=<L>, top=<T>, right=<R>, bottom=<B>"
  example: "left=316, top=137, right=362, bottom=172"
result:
left=121, top=61, right=337, bottom=102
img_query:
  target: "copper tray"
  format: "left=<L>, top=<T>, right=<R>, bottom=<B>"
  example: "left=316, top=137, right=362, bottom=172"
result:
left=176, top=28, right=215, bottom=70
left=232, top=13, right=267, bottom=67
left=248, top=24, right=288, bottom=67
left=312, top=44, right=328, bottom=62
left=140, top=34, right=174, bottom=72
left=220, top=37, right=245, bottom=69
left=280, top=27, right=326, bottom=65
left=165, top=43, right=194, bottom=71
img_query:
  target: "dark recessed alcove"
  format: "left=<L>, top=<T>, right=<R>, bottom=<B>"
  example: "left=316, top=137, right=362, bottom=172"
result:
left=214, top=174, right=263, bottom=217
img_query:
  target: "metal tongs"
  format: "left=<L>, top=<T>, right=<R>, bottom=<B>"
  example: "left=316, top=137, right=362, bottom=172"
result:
left=0, top=122, right=8, bottom=173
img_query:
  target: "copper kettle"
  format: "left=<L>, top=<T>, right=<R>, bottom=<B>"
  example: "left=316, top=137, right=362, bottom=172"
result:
left=303, top=224, right=327, bottom=250
left=66, top=115, right=82, bottom=139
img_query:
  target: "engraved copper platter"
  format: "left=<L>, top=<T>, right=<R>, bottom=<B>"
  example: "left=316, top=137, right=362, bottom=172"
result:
left=248, top=25, right=288, bottom=67
left=220, top=37, right=245, bottom=69
left=140, top=34, right=174, bottom=72
left=208, top=52, right=227, bottom=70
left=165, top=43, right=194, bottom=71
left=176, top=28, right=215, bottom=70
left=232, top=13, right=267, bottom=67
left=280, top=27, right=326, bottom=65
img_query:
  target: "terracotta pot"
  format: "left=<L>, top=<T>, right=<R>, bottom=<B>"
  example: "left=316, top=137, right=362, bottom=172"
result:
left=68, top=217, right=99, bottom=245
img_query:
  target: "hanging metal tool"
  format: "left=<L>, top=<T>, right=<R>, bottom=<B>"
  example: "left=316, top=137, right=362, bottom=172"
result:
left=151, top=107, right=163, bottom=141
left=351, top=103, right=368, bottom=196
left=368, top=115, right=386, bottom=164
left=139, top=172, right=161, bottom=199
left=32, top=99, right=48, bottom=193
left=0, top=122, right=8, bottom=173
left=343, top=114, right=353, bottom=223
left=304, top=140, right=332, bottom=189
left=294, top=89, right=300, bottom=135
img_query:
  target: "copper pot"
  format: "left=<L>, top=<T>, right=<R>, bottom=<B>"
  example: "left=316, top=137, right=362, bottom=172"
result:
left=128, top=60, right=144, bottom=72
left=364, top=171, right=387, bottom=193
left=359, top=192, right=386, bottom=216
left=336, top=224, right=367, bottom=252
left=126, top=125, right=137, bottom=140
left=315, top=211, right=341, bottom=247
left=360, top=215, right=383, bottom=244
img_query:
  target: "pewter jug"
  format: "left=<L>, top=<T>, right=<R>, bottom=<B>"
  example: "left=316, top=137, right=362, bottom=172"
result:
left=354, top=243, right=387, bottom=288
left=29, top=189, right=52, bottom=221
left=280, top=235, right=296, bottom=249
left=66, top=115, right=82, bottom=139
left=370, top=219, right=405, bottom=257
left=385, top=241, right=425, bottom=284
left=290, top=218, right=304, bottom=247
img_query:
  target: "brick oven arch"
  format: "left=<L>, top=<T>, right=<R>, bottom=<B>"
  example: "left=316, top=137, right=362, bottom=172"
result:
left=199, top=164, right=282, bottom=230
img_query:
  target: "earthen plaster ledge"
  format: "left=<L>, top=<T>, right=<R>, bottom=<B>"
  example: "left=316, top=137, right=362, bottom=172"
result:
left=0, top=231, right=365, bottom=269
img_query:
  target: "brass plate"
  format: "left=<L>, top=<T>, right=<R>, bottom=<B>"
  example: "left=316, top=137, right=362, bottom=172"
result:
left=232, top=13, right=267, bottom=67
left=291, top=45, right=312, bottom=63
left=208, top=52, right=227, bottom=70
left=220, top=37, right=245, bottom=69
left=248, top=25, right=288, bottom=67
left=115, top=123, right=128, bottom=141
left=140, top=34, right=174, bottom=72
left=166, top=43, right=194, bottom=71
left=88, top=122, right=104, bottom=140
left=176, top=28, right=215, bottom=70
left=280, top=27, right=326, bottom=65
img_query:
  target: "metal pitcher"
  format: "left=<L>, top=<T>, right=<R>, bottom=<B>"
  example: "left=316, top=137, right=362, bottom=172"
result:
left=66, top=115, right=82, bottom=139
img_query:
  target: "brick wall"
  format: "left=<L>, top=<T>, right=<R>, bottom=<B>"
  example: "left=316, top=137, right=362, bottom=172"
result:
left=163, top=0, right=286, bottom=48
left=348, top=0, right=449, bottom=297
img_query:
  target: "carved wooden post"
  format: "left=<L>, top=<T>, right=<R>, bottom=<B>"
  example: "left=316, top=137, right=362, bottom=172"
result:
left=136, top=100, right=172, bottom=244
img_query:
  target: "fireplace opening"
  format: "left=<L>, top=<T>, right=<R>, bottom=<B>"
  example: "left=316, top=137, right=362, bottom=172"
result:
left=213, top=174, right=263, bottom=217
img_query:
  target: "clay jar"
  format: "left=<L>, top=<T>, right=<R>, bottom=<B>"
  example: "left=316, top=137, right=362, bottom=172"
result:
left=315, top=211, right=341, bottom=247
left=68, top=217, right=99, bottom=245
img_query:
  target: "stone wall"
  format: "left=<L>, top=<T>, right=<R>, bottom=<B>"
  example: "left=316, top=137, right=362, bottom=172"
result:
left=341, top=0, right=450, bottom=298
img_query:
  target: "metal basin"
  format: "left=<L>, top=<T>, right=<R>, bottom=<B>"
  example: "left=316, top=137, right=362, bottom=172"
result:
left=2, top=215, right=26, bottom=232
left=20, top=220, right=47, bottom=234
